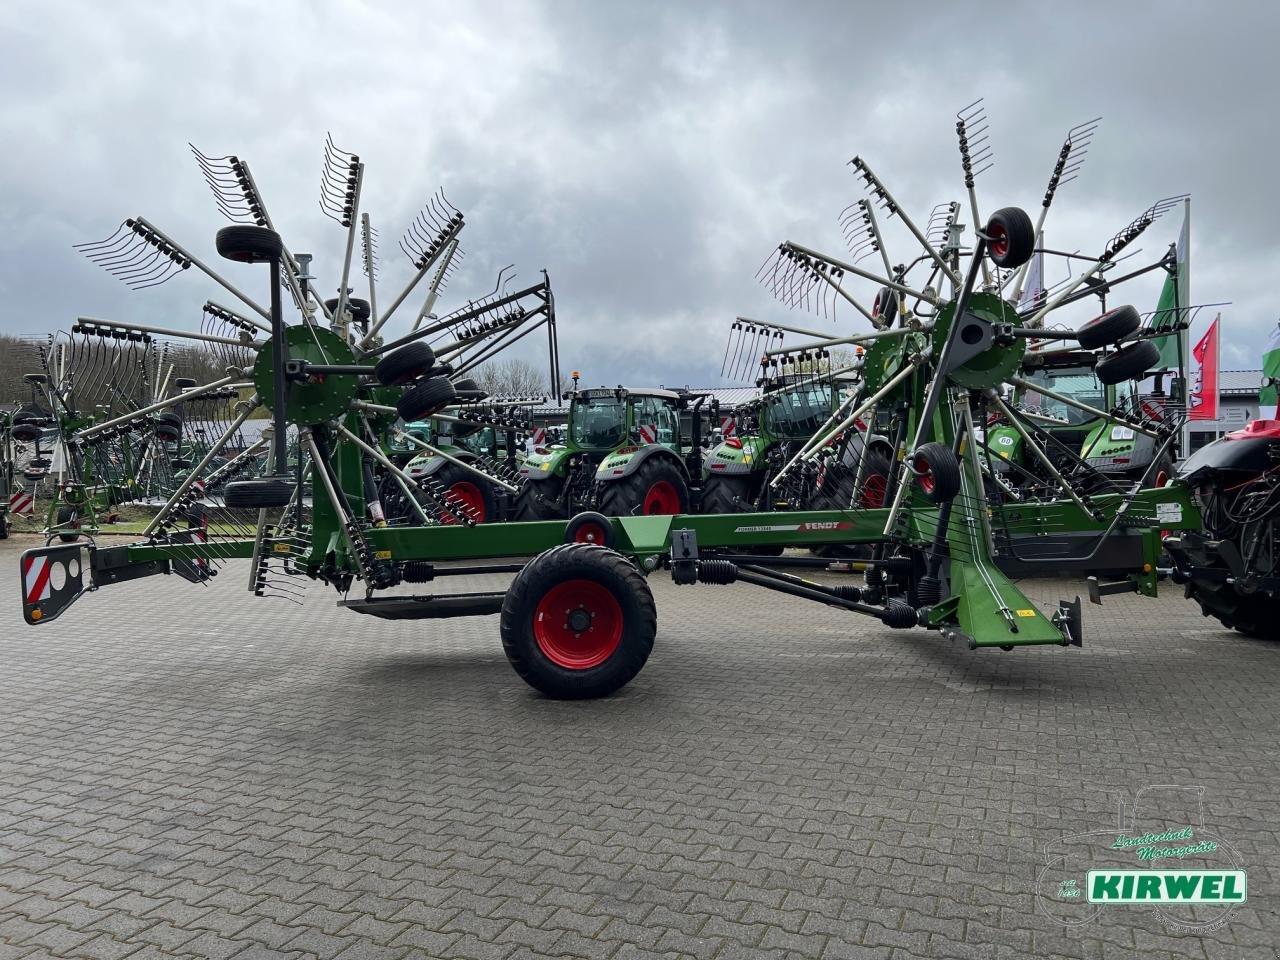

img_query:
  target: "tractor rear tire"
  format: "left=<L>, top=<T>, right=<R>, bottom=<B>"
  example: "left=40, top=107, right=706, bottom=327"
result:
left=985, top=207, right=1035, bottom=269
left=913, top=443, right=962, bottom=504
left=699, top=475, right=755, bottom=513
left=596, top=458, right=690, bottom=517
left=812, top=452, right=892, bottom=510
left=375, top=342, right=436, bottom=386
left=501, top=543, right=656, bottom=698
left=11, top=418, right=42, bottom=444
left=433, top=462, right=497, bottom=525
left=223, top=477, right=295, bottom=509
left=396, top=376, right=456, bottom=421
left=1187, top=581, right=1280, bottom=641
left=1076, top=305, right=1141, bottom=350
left=1096, top=340, right=1160, bottom=385
left=215, top=225, right=283, bottom=264
left=154, top=411, right=182, bottom=443
left=512, top=478, right=566, bottom=521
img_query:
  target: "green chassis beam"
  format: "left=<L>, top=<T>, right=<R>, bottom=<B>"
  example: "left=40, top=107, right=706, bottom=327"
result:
left=106, top=483, right=1200, bottom=650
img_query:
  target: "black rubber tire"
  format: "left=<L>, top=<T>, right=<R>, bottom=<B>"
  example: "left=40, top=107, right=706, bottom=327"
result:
left=153, top=411, right=182, bottom=443
left=433, top=462, right=497, bottom=524
left=812, top=452, right=892, bottom=510
left=1076, top=305, right=1141, bottom=350
left=323, top=297, right=371, bottom=323
left=500, top=543, right=656, bottom=699
left=873, top=287, right=900, bottom=325
left=223, top=477, right=295, bottom=509
left=985, top=207, right=1036, bottom=269
left=375, top=342, right=436, bottom=386
left=595, top=457, right=690, bottom=517
left=173, top=377, right=197, bottom=390
left=565, top=511, right=616, bottom=547
left=396, top=376, right=457, bottom=421
left=1187, top=582, right=1280, bottom=641
left=452, top=377, right=488, bottom=398
left=1096, top=340, right=1160, bottom=386
left=55, top=505, right=80, bottom=543
left=512, top=478, right=567, bottom=521
left=215, top=225, right=283, bottom=264
left=0, top=513, right=9, bottom=539
left=913, top=442, right=962, bottom=504
left=699, top=474, right=756, bottom=513
left=10, top=422, right=41, bottom=443
left=378, top=473, right=422, bottom=524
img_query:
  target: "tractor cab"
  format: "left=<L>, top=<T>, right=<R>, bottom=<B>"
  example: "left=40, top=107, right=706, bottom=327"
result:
left=990, top=349, right=1174, bottom=487
left=759, top=380, right=834, bottom=442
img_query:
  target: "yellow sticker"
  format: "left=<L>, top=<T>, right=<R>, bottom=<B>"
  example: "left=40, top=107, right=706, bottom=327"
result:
left=374, top=550, right=392, bottom=560
left=273, top=543, right=291, bottom=553
left=1016, top=608, right=1037, bottom=618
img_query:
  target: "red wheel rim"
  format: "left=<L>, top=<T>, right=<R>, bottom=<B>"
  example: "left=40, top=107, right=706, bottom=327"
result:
left=643, top=480, right=681, bottom=515
left=573, top=521, right=609, bottom=544
left=988, top=222, right=1009, bottom=258
left=860, top=473, right=888, bottom=508
left=534, top=578, right=623, bottom=669
left=1155, top=470, right=1168, bottom=488
left=441, top=481, right=486, bottom=524
left=914, top=457, right=935, bottom=494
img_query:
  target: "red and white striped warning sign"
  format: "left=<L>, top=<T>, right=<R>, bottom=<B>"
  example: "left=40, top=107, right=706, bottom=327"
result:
left=529, top=427, right=546, bottom=446
left=637, top=423, right=657, bottom=444
left=8, top=489, right=34, bottom=515
left=719, top=416, right=737, bottom=437
left=23, top=554, right=52, bottom=605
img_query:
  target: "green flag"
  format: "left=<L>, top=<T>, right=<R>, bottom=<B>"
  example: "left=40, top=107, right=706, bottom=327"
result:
left=1149, top=201, right=1190, bottom=370
left=1261, top=320, right=1280, bottom=414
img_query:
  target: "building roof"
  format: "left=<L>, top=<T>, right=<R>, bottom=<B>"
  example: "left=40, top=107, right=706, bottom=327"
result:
left=1221, top=369, right=1265, bottom=396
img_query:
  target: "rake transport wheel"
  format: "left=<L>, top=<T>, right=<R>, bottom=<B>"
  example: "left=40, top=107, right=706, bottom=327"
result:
left=1076, top=305, right=1141, bottom=350
left=1096, top=340, right=1161, bottom=385
left=374, top=342, right=436, bottom=386
left=214, top=225, right=283, bottom=264
left=55, top=505, right=80, bottom=543
left=501, top=543, right=657, bottom=698
left=1186, top=581, right=1280, bottom=641
left=223, top=477, right=295, bottom=509
left=984, top=207, right=1035, bottom=269
left=434, top=463, right=496, bottom=525
left=913, top=442, right=962, bottom=505
left=597, top=458, right=690, bottom=517
left=396, top=376, right=457, bottom=421
left=324, top=297, right=372, bottom=323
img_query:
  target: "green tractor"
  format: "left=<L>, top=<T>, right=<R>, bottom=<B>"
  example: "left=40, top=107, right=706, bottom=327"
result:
left=984, top=342, right=1178, bottom=496
left=515, top=386, right=712, bottom=520
left=384, top=416, right=522, bottom=524
left=700, top=377, right=895, bottom=514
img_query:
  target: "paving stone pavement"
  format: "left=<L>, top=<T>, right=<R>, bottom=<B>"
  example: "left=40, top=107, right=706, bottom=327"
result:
left=0, top=536, right=1276, bottom=960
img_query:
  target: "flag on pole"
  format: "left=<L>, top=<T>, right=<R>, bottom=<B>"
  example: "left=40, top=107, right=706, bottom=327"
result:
left=1149, top=200, right=1190, bottom=369
left=1261, top=318, right=1280, bottom=416
left=1017, top=232, right=1045, bottom=312
left=1188, top=314, right=1220, bottom=421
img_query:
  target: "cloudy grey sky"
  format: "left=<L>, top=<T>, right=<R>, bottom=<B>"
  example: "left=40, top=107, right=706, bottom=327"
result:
left=2, top=1, right=1277, bottom=389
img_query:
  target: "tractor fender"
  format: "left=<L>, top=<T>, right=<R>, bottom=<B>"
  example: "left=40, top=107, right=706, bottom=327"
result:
left=1084, top=429, right=1157, bottom=475
left=702, top=436, right=768, bottom=478
left=405, top=448, right=478, bottom=481
left=595, top=444, right=687, bottom=483
left=519, top=444, right=572, bottom=482
left=1179, top=425, right=1280, bottom=481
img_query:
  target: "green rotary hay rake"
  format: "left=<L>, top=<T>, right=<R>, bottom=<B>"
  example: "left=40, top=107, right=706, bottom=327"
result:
left=19, top=115, right=1204, bottom=699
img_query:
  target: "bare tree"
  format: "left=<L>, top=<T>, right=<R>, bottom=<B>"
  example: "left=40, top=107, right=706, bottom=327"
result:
left=473, top=357, right=556, bottom=397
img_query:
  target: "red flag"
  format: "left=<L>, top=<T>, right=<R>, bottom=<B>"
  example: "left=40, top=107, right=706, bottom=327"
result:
left=1188, top=314, right=1220, bottom=421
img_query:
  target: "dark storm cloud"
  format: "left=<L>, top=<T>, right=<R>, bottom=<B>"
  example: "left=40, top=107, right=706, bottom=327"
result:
left=1, top=0, right=1276, bottom=386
